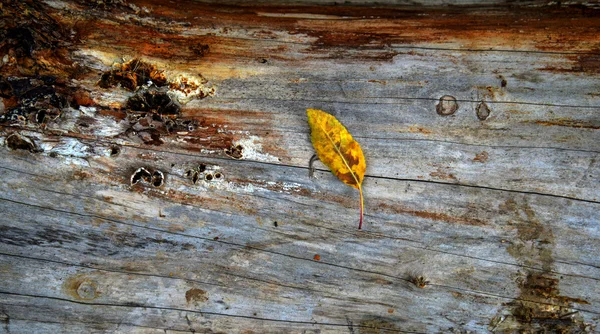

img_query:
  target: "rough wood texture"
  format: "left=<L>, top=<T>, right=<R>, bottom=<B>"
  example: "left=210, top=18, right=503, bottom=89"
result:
left=0, top=0, right=599, bottom=333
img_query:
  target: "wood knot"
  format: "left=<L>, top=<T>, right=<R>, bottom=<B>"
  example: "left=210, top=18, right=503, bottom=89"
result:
left=436, top=95, right=458, bottom=116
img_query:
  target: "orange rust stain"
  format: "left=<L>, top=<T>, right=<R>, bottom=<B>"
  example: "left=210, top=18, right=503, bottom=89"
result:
left=313, top=254, right=321, bottom=261
left=473, top=151, right=489, bottom=163
left=72, top=169, right=93, bottom=180
left=387, top=308, right=394, bottom=314
left=63, top=274, right=99, bottom=300
left=533, top=118, right=600, bottom=129
left=378, top=203, right=487, bottom=227
left=45, top=2, right=600, bottom=66
left=475, top=85, right=505, bottom=100
left=177, top=108, right=288, bottom=160
left=72, top=90, right=95, bottom=107
left=185, top=288, right=208, bottom=304
left=368, top=79, right=387, bottom=85
left=540, top=51, right=600, bottom=74
left=429, top=166, right=457, bottom=181
left=408, top=125, right=432, bottom=135
left=2, top=97, right=20, bottom=109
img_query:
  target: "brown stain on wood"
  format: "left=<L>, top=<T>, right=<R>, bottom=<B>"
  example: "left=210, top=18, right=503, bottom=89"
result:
left=540, top=50, right=600, bottom=74
left=429, top=166, right=457, bottom=181
left=473, top=151, right=489, bottom=163
left=359, top=318, right=399, bottom=334
left=64, top=273, right=99, bottom=301
left=377, top=202, right=487, bottom=227
left=40, top=1, right=600, bottom=67
left=492, top=199, right=591, bottom=332
left=532, top=118, right=600, bottom=130
left=98, top=58, right=168, bottom=91
left=185, top=288, right=208, bottom=304
left=408, top=125, right=433, bottom=135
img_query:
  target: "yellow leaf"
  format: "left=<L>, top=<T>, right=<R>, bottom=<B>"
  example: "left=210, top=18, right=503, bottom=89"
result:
left=306, top=108, right=366, bottom=229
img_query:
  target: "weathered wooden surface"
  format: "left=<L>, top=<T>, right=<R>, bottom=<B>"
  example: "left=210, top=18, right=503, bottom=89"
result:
left=0, top=0, right=599, bottom=333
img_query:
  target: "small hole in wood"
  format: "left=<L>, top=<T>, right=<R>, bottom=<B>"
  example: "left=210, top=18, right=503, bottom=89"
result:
left=152, top=170, right=164, bottom=187
left=110, top=146, right=120, bottom=156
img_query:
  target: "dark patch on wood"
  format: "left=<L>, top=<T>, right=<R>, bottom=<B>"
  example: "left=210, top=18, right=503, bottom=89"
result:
left=492, top=199, right=591, bottom=332
left=190, top=44, right=210, bottom=57
left=130, top=167, right=152, bottom=186
left=532, top=118, right=600, bottom=130
left=152, top=170, right=164, bottom=187
left=406, top=271, right=429, bottom=288
left=571, top=52, right=600, bottom=74
left=5, top=133, right=38, bottom=152
left=109, top=146, right=120, bottom=156
left=126, top=88, right=180, bottom=115
left=185, top=288, right=208, bottom=304
left=359, top=318, right=399, bottom=334
left=130, top=167, right=165, bottom=187
left=225, top=144, right=244, bottom=159
left=541, top=51, right=600, bottom=74
left=98, top=58, right=167, bottom=91
left=0, top=76, right=68, bottom=126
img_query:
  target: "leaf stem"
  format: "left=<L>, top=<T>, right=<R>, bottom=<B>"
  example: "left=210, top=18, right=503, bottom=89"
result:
left=358, top=185, right=364, bottom=230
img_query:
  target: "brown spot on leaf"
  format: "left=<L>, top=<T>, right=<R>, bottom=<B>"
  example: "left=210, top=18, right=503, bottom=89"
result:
left=336, top=171, right=358, bottom=186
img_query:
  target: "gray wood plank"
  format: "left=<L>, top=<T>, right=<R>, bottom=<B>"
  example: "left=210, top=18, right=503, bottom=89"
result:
left=1, top=1, right=599, bottom=333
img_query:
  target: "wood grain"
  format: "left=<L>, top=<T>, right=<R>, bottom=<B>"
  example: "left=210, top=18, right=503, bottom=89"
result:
left=0, top=0, right=599, bottom=333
